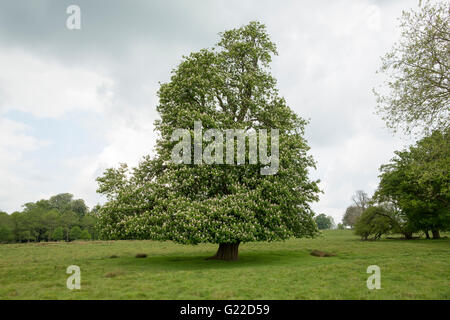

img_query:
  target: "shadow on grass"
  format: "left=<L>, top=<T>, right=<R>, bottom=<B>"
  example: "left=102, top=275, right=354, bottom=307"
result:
left=113, top=249, right=338, bottom=272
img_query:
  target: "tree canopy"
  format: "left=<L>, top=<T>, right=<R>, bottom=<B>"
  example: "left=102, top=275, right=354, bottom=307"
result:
left=374, top=0, right=449, bottom=135
left=374, top=129, right=450, bottom=238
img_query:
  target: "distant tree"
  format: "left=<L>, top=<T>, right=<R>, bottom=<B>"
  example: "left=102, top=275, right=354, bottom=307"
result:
left=71, top=199, right=89, bottom=219
left=0, top=211, right=12, bottom=228
left=41, top=210, right=60, bottom=241
left=80, top=229, right=91, bottom=240
left=337, top=223, right=345, bottom=230
left=342, top=205, right=363, bottom=228
left=60, top=212, right=79, bottom=241
left=18, top=230, right=33, bottom=243
left=315, top=214, right=334, bottom=230
left=0, top=211, right=13, bottom=243
left=0, top=225, right=14, bottom=243
left=49, top=193, right=74, bottom=213
left=352, top=190, right=370, bottom=212
left=375, top=129, right=450, bottom=239
left=81, top=214, right=98, bottom=240
left=0, top=194, right=91, bottom=243
left=52, top=226, right=64, bottom=241
left=354, top=206, right=393, bottom=240
left=374, top=0, right=449, bottom=135
left=69, top=226, right=82, bottom=241
left=329, top=216, right=336, bottom=229
left=11, top=211, right=35, bottom=242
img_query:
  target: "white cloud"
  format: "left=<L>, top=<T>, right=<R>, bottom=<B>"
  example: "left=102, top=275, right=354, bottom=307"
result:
left=0, top=49, right=116, bottom=211
left=0, top=48, right=114, bottom=118
left=63, top=114, right=158, bottom=207
left=0, top=117, right=49, bottom=211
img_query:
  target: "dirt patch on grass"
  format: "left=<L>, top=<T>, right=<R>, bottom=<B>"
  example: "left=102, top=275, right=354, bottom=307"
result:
left=34, top=242, right=61, bottom=246
left=310, top=250, right=336, bottom=257
left=105, top=270, right=124, bottom=278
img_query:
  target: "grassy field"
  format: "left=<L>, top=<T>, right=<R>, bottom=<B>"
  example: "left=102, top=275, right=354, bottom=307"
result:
left=0, top=230, right=448, bottom=300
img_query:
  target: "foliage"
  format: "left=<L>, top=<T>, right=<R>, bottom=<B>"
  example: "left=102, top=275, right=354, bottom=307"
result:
left=80, top=229, right=91, bottom=240
left=96, top=22, right=320, bottom=258
left=374, top=0, right=449, bottom=135
left=69, top=226, right=82, bottom=241
left=0, top=225, right=14, bottom=243
left=315, top=214, right=334, bottom=230
left=351, top=190, right=370, bottom=211
left=52, top=227, right=64, bottom=241
left=374, top=129, right=450, bottom=238
left=354, top=206, right=394, bottom=240
left=342, top=205, right=363, bottom=228
left=0, top=194, right=98, bottom=243
left=342, top=191, right=370, bottom=228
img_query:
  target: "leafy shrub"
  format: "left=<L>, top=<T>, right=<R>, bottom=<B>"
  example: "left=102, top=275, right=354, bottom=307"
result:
left=354, top=206, right=393, bottom=240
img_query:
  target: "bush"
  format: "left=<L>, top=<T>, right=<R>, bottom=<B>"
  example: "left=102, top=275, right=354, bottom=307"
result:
left=354, top=206, right=393, bottom=240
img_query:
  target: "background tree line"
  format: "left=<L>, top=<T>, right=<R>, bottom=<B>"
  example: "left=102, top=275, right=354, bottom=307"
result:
left=0, top=193, right=99, bottom=243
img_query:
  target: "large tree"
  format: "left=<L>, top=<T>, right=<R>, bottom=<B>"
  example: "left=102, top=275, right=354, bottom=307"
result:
left=96, top=21, right=320, bottom=261
left=374, top=0, right=449, bottom=135
left=374, top=129, right=450, bottom=238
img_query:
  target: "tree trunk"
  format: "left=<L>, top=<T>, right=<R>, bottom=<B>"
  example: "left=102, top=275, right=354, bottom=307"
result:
left=403, top=231, right=413, bottom=239
left=431, top=229, right=440, bottom=239
left=424, top=230, right=430, bottom=239
left=206, top=243, right=240, bottom=261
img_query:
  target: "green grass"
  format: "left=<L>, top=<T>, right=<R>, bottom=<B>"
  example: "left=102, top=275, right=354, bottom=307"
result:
left=0, top=230, right=448, bottom=299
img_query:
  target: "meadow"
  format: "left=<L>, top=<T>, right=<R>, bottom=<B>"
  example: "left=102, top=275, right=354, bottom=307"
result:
left=0, top=230, right=448, bottom=300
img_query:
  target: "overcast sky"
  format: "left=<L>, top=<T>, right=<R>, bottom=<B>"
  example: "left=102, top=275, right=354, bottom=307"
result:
left=0, top=0, right=419, bottom=223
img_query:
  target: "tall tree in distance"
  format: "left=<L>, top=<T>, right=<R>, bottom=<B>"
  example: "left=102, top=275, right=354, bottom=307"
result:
left=96, top=21, right=320, bottom=261
left=352, top=190, right=370, bottom=212
left=374, top=0, right=449, bottom=135
left=342, top=205, right=362, bottom=228
left=314, top=214, right=334, bottom=230
left=342, top=191, right=369, bottom=228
